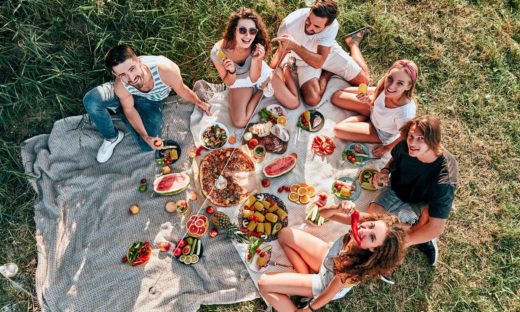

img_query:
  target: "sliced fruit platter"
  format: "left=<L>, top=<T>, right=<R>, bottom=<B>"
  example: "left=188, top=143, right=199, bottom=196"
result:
left=312, top=135, right=336, bottom=156
left=186, top=214, right=209, bottom=238
left=242, top=122, right=289, bottom=154
left=155, top=139, right=181, bottom=165
left=263, top=153, right=297, bottom=178
left=153, top=173, right=190, bottom=196
left=305, top=203, right=327, bottom=226
left=173, top=236, right=203, bottom=265
left=359, top=169, right=379, bottom=191
left=122, top=241, right=152, bottom=266
left=287, top=183, right=316, bottom=205
left=246, top=243, right=272, bottom=273
left=342, top=143, right=371, bottom=166
left=258, top=104, right=288, bottom=125
left=200, top=123, right=229, bottom=150
left=332, top=177, right=361, bottom=201
left=297, top=110, right=324, bottom=132
left=239, top=193, right=288, bottom=241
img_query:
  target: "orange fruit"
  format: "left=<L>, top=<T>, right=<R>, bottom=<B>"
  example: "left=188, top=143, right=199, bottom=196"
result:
left=297, top=187, right=307, bottom=196
left=306, top=185, right=316, bottom=197
left=228, top=136, right=236, bottom=144
left=299, top=195, right=310, bottom=204
left=288, top=192, right=299, bottom=202
left=290, top=184, right=300, bottom=193
left=277, top=116, right=287, bottom=125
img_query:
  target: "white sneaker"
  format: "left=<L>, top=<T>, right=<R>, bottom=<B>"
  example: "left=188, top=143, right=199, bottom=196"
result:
left=96, top=131, right=124, bottom=163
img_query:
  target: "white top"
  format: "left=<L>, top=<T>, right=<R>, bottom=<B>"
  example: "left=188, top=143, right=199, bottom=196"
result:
left=370, top=92, right=417, bottom=135
left=277, top=8, right=339, bottom=64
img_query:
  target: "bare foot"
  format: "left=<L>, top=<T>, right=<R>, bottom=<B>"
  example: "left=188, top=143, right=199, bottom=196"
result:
left=345, top=27, right=371, bottom=47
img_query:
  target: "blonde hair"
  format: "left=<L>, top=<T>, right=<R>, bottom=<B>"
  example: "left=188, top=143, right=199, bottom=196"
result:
left=374, top=59, right=419, bottom=102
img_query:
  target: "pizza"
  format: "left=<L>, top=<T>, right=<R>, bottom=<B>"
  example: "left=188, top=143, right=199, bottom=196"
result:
left=199, top=148, right=255, bottom=207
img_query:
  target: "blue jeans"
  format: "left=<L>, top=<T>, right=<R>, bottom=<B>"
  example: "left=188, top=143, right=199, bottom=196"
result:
left=83, top=82, right=164, bottom=151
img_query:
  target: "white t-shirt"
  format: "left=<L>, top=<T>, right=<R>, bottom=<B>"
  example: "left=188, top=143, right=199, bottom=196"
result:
left=370, top=92, right=417, bottom=135
left=277, top=8, right=339, bottom=62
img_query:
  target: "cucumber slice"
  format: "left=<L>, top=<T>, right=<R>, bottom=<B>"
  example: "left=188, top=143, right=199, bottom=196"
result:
left=191, top=255, right=199, bottom=264
left=179, top=255, right=186, bottom=262
left=190, top=240, right=197, bottom=255
left=196, top=239, right=202, bottom=256
left=184, top=255, right=193, bottom=264
left=311, top=206, right=318, bottom=222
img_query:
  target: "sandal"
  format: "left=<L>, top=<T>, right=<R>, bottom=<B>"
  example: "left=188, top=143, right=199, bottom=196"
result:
left=345, top=26, right=372, bottom=45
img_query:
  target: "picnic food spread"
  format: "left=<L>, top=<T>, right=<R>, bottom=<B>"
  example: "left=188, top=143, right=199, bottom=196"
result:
left=201, top=123, right=228, bottom=150
left=122, top=241, right=152, bottom=266
left=153, top=173, right=190, bottom=195
left=312, top=135, right=336, bottom=156
left=155, top=140, right=181, bottom=165
left=343, top=143, right=370, bottom=166
left=332, top=177, right=361, bottom=200
left=239, top=193, right=288, bottom=241
left=199, top=148, right=255, bottom=207
left=359, top=169, right=379, bottom=190
left=262, top=153, right=297, bottom=178
left=297, top=110, right=324, bottom=132
left=174, top=237, right=203, bottom=265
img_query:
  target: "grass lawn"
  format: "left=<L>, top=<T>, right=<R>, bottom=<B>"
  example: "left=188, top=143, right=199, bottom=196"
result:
left=1, top=0, right=519, bottom=311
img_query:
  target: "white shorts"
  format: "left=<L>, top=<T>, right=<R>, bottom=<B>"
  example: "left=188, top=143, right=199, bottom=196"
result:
left=229, top=61, right=273, bottom=89
left=291, top=43, right=362, bottom=86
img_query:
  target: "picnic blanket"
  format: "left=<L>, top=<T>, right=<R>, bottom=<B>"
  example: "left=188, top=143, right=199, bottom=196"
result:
left=190, top=77, right=390, bottom=293
left=21, top=97, right=258, bottom=312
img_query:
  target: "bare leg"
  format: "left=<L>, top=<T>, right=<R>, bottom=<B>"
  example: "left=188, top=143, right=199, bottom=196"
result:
left=345, top=32, right=370, bottom=82
left=272, top=68, right=299, bottom=109
left=228, top=87, right=262, bottom=128
left=318, top=70, right=334, bottom=96
left=331, top=90, right=371, bottom=116
left=300, top=78, right=322, bottom=106
left=258, top=273, right=314, bottom=311
left=278, top=227, right=329, bottom=274
left=334, top=120, right=381, bottom=143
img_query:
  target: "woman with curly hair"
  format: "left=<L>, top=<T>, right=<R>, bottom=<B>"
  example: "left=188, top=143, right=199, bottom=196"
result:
left=258, top=201, right=407, bottom=311
left=210, top=8, right=299, bottom=128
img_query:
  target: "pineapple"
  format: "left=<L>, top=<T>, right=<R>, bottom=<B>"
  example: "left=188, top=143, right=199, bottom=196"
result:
left=211, top=211, right=248, bottom=243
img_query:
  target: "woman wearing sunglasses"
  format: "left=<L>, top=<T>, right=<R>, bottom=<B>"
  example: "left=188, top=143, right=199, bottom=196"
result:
left=211, top=8, right=300, bottom=128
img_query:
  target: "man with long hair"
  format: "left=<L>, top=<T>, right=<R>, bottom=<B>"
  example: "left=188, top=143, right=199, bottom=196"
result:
left=83, top=44, right=210, bottom=163
left=271, top=0, right=370, bottom=106
left=368, top=115, right=458, bottom=275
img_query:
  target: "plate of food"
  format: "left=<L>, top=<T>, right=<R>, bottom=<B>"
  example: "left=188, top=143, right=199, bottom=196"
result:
left=200, top=123, right=229, bottom=150
left=246, top=243, right=272, bottom=273
left=155, top=139, right=181, bottom=165
left=359, top=169, right=379, bottom=191
left=297, top=110, right=324, bottom=132
left=342, top=143, right=370, bottom=166
left=331, top=177, right=361, bottom=201
left=199, top=148, right=255, bottom=207
left=287, top=183, right=316, bottom=205
left=122, top=241, right=152, bottom=266
left=258, top=105, right=288, bottom=125
left=173, top=236, right=203, bottom=265
left=239, top=193, right=288, bottom=242
left=305, top=203, right=328, bottom=226
left=312, top=135, right=336, bottom=156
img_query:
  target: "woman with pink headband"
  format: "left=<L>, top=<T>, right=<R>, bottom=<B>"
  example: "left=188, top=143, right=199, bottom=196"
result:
left=331, top=60, right=419, bottom=157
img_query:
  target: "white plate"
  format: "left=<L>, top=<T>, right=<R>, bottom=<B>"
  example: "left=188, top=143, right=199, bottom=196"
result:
left=246, top=244, right=272, bottom=273
left=266, top=104, right=287, bottom=118
left=199, top=122, right=229, bottom=150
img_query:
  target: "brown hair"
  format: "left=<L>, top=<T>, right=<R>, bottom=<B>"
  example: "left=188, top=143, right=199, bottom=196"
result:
left=374, top=59, right=419, bottom=102
left=104, top=44, right=137, bottom=69
left=311, top=0, right=339, bottom=25
left=221, top=8, right=270, bottom=55
left=400, top=115, right=443, bottom=155
left=332, top=213, right=407, bottom=284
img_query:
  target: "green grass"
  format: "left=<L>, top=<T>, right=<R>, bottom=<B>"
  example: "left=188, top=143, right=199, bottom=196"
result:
left=1, top=0, right=519, bottom=311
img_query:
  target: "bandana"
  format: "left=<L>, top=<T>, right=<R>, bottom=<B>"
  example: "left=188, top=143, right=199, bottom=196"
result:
left=398, top=60, right=417, bottom=82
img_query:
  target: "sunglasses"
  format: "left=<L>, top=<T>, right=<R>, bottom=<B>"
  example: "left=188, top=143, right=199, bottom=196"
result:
left=238, top=27, right=258, bottom=35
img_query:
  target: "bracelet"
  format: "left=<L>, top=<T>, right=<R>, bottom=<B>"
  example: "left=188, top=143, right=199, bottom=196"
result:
left=307, top=303, right=317, bottom=312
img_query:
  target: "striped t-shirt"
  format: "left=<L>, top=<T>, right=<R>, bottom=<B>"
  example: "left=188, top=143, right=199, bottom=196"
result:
left=122, top=55, right=171, bottom=101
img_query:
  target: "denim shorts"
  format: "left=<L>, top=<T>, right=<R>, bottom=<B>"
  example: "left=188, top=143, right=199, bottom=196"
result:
left=373, top=187, right=424, bottom=224
left=311, top=238, right=352, bottom=300
left=374, top=126, right=399, bottom=145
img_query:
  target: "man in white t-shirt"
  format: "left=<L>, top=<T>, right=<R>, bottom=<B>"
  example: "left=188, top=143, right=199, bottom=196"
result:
left=271, top=0, right=370, bottom=106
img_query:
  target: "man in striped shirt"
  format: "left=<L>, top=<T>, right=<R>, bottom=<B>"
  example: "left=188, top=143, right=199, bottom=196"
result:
left=83, top=44, right=211, bottom=163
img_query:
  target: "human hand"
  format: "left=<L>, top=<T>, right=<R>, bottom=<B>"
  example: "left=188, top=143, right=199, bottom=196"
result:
left=222, top=58, right=236, bottom=73
left=339, top=200, right=356, bottom=216
left=355, top=93, right=372, bottom=104
left=272, top=34, right=298, bottom=51
left=196, top=101, right=211, bottom=116
left=258, top=73, right=272, bottom=90
left=372, top=145, right=389, bottom=158
left=144, top=136, right=162, bottom=150
left=253, top=43, right=265, bottom=59
left=374, top=170, right=389, bottom=188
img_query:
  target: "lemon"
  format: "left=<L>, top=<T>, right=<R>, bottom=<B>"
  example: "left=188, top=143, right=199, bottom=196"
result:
left=277, top=116, right=287, bottom=125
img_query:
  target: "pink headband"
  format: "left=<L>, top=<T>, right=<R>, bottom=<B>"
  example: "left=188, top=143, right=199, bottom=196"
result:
left=398, top=61, right=417, bottom=82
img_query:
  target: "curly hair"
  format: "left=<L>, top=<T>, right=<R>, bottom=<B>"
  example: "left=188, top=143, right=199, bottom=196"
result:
left=221, top=8, right=270, bottom=55
left=332, top=213, right=407, bottom=285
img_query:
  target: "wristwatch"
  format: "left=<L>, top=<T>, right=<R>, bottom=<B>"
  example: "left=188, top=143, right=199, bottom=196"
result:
left=307, top=303, right=317, bottom=312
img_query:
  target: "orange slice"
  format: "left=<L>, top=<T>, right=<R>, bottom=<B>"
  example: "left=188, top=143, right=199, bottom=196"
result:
left=299, top=195, right=310, bottom=204
left=277, top=116, right=287, bottom=125
left=297, top=187, right=307, bottom=196
left=306, top=185, right=316, bottom=197
left=290, top=184, right=300, bottom=193
left=288, top=192, right=299, bottom=202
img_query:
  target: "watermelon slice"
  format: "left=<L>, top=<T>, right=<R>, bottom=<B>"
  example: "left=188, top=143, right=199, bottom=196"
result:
left=263, top=153, right=297, bottom=178
left=153, top=173, right=190, bottom=195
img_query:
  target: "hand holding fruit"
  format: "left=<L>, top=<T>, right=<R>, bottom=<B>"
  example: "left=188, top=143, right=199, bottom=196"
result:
left=355, top=93, right=372, bottom=104
left=145, top=136, right=162, bottom=150
left=272, top=34, right=298, bottom=51
left=222, top=58, right=236, bottom=74
left=338, top=200, right=356, bottom=215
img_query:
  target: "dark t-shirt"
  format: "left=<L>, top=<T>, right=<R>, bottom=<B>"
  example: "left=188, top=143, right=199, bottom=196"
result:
left=389, top=141, right=458, bottom=219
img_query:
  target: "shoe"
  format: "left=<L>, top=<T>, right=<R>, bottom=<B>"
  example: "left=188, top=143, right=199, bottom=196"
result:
left=294, top=296, right=312, bottom=309
left=380, top=273, right=395, bottom=285
left=345, top=26, right=372, bottom=45
left=96, top=130, right=124, bottom=163
left=416, top=239, right=439, bottom=266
